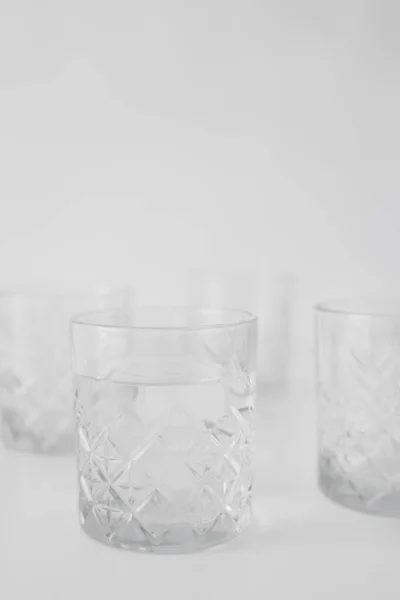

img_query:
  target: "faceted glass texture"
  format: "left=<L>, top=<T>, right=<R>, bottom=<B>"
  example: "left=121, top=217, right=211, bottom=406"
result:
left=0, top=288, right=130, bottom=454
left=72, top=307, right=257, bottom=552
left=316, top=299, right=400, bottom=517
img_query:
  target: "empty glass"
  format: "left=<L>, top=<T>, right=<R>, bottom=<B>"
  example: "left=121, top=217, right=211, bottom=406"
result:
left=71, top=306, right=257, bottom=553
left=0, top=287, right=130, bottom=454
left=316, top=298, right=400, bottom=517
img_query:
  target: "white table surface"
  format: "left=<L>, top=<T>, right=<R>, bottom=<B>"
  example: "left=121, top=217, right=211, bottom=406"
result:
left=1, top=381, right=400, bottom=600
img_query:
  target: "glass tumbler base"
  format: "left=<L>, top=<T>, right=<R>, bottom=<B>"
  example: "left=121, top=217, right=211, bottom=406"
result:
left=80, top=503, right=252, bottom=554
left=319, top=466, right=400, bottom=518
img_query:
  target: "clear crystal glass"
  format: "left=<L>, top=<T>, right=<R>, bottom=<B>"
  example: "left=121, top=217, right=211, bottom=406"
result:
left=0, top=287, right=130, bottom=454
left=71, top=306, right=257, bottom=553
left=316, top=298, right=400, bottom=517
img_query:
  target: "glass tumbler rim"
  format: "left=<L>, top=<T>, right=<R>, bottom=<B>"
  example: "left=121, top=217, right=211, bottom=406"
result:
left=71, top=305, right=257, bottom=333
left=315, top=297, right=400, bottom=319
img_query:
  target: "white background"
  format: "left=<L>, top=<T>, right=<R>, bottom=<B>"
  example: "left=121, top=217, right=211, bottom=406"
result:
left=1, top=1, right=400, bottom=382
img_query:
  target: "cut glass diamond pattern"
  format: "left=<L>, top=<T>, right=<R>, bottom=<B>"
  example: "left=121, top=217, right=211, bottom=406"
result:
left=0, top=368, right=74, bottom=453
left=318, top=319, right=400, bottom=515
left=76, top=374, right=254, bottom=551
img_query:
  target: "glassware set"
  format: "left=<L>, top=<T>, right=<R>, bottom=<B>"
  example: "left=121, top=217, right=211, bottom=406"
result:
left=1, top=288, right=400, bottom=553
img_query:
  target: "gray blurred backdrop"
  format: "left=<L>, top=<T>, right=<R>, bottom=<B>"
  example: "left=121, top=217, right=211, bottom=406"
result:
left=0, top=0, right=399, bottom=384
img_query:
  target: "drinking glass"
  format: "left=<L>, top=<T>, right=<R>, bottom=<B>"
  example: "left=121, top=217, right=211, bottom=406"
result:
left=316, top=298, right=400, bottom=516
left=0, top=287, right=130, bottom=454
left=71, top=306, right=257, bottom=553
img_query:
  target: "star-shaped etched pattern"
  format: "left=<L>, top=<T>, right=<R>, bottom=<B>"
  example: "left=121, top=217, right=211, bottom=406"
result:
left=76, top=372, right=255, bottom=550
